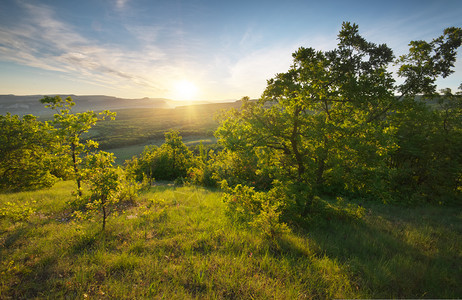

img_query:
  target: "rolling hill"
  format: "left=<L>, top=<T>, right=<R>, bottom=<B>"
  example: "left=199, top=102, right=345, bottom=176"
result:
left=0, top=94, right=214, bottom=116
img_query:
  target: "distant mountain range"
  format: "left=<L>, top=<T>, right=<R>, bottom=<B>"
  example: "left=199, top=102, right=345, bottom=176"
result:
left=0, top=95, right=216, bottom=116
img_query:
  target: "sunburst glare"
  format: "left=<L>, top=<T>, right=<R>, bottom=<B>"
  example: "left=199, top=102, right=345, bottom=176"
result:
left=172, top=80, right=199, bottom=101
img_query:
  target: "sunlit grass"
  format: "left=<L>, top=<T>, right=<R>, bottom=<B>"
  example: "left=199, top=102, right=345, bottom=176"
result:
left=1, top=182, right=461, bottom=298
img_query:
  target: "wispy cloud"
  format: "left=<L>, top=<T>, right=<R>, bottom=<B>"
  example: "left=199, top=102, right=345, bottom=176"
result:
left=217, top=32, right=340, bottom=99
left=115, top=0, right=129, bottom=11
left=1, top=0, right=461, bottom=99
left=0, top=1, right=198, bottom=97
left=220, top=45, right=295, bottom=98
left=125, top=25, right=162, bottom=44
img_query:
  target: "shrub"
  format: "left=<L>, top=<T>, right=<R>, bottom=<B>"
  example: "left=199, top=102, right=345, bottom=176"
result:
left=221, top=180, right=290, bottom=239
left=125, top=130, right=194, bottom=182
left=0, top=200, right=35, bottom=223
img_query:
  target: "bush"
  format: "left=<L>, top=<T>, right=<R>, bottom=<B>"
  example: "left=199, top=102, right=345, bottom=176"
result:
left=0, top=200, right=36, bottom=223
left=125, top=130, right=194, bottom=182
left=209, top=149, right=273, bottom=190
left=221, top=180, right=290, bottom=239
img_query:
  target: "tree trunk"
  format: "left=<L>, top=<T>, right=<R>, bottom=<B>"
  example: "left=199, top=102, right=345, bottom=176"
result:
left=71, top=143, right=82, bottom=196
left=102, top=196, right=107, bottom=231
left=290, top=106, right=305, bottom=183
left=315, top=135, right=329, bottom=187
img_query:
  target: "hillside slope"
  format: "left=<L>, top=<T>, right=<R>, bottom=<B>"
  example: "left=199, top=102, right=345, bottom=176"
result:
left=0, top=95, right=212, bottom=116
left=1, top=182, right=461, bottom=298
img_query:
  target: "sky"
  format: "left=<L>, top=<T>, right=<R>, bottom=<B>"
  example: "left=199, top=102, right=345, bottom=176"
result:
left=0, top=0, right=461, bottom=101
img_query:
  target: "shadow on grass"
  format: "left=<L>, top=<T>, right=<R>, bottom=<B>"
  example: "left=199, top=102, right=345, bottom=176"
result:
left=281, top=203, right=462, bottom=298
left=1, top=224, right=62, bottom=298
left=3, top=224, right=30, bottom=249
left=10, top=255, right=59, bottom=299
left=69, top=231, right=99, bottom=255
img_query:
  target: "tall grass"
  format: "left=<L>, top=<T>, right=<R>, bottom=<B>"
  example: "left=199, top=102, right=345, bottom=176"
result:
left=1, top=182, right=461, bottom=298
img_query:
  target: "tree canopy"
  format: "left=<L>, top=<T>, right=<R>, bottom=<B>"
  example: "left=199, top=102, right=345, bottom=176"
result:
left=40, top=95, right=116, bottom=195
left=0, top=113, right=58, bottom=191
left=216, top=22, right=462, bottom=207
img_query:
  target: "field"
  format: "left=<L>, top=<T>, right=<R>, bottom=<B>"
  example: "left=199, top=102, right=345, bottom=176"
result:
left=88, top=101, right=241, bottom=164
left=1, top=181, right=461, bottom=299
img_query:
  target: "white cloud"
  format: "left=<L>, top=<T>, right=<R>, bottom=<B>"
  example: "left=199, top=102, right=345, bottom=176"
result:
left=221, top=33, right=340, bottom=99
left=115, top=0, right=129, bottom=10
left=224, top=45, right=295, bottom=98
left=0, top=2, right=200, bottom=97
left=125, top=25, right=161, bottom=44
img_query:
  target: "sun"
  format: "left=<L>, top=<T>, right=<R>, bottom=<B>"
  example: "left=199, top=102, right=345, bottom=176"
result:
left=172, top=80, right=199, bottom=101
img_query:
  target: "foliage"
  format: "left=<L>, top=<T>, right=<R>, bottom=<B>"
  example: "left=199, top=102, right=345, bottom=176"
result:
left=40, top=95, right=116, bottom=195
left=0, top=113, right=58, bottom=191
left=74, top=151, right=141, bottom=231
left=125, top=130, right=194, bottom=182
left=396, top=27, right=462, bottom=97
left=388, top=91, right=462, bottom=203
left=209, top=145, right=274, bottom=190
left=386, top=27, right=462, bottom=203
left=221, top=180, right=290, bottom=239
left=185, top=142, right=217, bottom=187
left=185, top=140, right=273, bottom=189
left=187, top=162, right=216, bottom=187
left=216, top=22, right=399, bottom=201
left=0, top=200, right=35, bottom=223
left=216, top=22, right=462, bottom=209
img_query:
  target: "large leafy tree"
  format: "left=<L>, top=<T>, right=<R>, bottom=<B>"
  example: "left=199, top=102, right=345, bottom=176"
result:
left=389, top=27, right=462, bottom=202
left=216, top=22, right=461, bottom=208
left=217, top=23, right=397, bottom=199
left=0, top=113, right=58, bottom=191
left=40, top=96, right=116, bottom=195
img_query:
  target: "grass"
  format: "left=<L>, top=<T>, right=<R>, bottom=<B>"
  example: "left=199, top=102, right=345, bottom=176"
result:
left=1, top=181, right=461, bottom=298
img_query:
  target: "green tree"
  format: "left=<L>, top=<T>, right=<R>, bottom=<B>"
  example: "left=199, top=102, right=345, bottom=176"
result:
left=217, top=22, right=398, bottom=204
left=0, top=113, right=58, bottom=191
left=163, top=130, right=194, bottom=179
left=40, top=96, right=116, bottom=196
left=388, top=27, right=462, bottom=203
left=389, top=86, right=462, bottom=203
left=77, top=151, right=139, bottom=231
left=216, top=22, right=462, bottom=212
left=397, top=27, right=462, bottom=97
left=125, top=130, right=193, bottom=182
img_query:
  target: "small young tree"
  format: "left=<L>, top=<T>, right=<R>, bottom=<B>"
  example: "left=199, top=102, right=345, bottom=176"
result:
left=78, top=151, right=138, bottom=231
left=40, top=96, right=116, bottom=195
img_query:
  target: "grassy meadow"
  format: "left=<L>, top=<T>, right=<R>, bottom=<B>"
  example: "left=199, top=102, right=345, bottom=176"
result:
left=1, top=181, right=461, bottom=299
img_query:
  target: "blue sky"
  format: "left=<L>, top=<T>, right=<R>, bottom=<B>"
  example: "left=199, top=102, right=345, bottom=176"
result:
left=0, top=0, right=461, bottom=101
